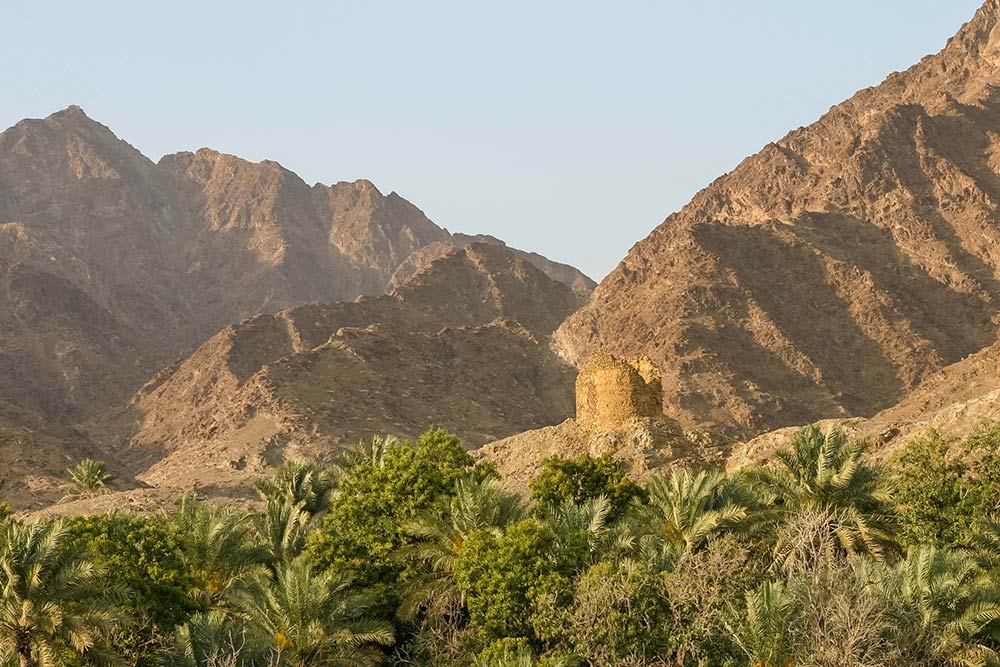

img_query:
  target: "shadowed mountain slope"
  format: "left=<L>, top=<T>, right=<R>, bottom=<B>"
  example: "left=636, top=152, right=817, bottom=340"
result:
left=557, top=1, right=1000, bottom=438
left=0, top=107, right=592, bottom=424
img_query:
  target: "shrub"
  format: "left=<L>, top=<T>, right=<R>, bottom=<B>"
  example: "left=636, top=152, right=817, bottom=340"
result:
left=307, top=429, right=481, bottom=588
left=530, top=454, right=645, bottom=519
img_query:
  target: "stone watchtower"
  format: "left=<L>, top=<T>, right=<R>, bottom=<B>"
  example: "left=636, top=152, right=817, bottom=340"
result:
left=575, top=351, right=663, bottom=432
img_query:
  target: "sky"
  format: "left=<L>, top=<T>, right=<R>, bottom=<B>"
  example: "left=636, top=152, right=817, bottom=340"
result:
left=0, top=0, right=985, bottom=282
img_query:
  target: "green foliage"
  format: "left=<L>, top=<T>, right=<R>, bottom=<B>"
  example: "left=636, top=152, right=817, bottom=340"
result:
left=398, top=476, right=526, bottom=623
left=636, top=468, right=762, bottom=564
left=306, top=429, right=480, bottom=587
left=61, top=458, right=113, bottom=502
left=255, top=460, right=339, bottom=517
left=892, top=426, right=1000, bottom=548
left=166, top=498, right=269, bottom=609
left=169, top=611, right=271, bottom=667
left=0, top=502, right=10, bottom=522
left=473, top=637, right=575, bottom=666
left=529, top=454, right=644, bottom=519
left=877, top=546, right=1000, bottom=666
left=10, top=422, right=1000, bottom=666
left=891, top=432, right=973, bottom=547
left=455, top=518, right=583, bottom=643
left=730, top=580, right=798, bottom=667
left=64, top=513, right=201, bottom=665
left=0, top=520, right=124, bottom=666
left=532, top=561, right=671, bottom=665
left=239, top=556, right=394, bottom=667
left=754, top=425, right=897, bottom=561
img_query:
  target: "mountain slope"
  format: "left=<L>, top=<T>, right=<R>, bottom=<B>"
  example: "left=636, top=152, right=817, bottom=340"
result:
left=557, top=0, right=1000, bottom=437
left=89, top=243, right=579, bottom=498
left=0, top=107, right=593, bottom=426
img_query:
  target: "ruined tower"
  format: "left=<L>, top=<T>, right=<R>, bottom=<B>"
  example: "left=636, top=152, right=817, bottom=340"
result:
left=575, top=351, right=663, bottom=432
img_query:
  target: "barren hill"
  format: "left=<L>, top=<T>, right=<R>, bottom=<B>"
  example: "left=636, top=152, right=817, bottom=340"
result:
left=556, top=0, right=1000, bottom=438
left=0, top=108, right=593, bottom=509
left=85, top=243, right=579, bottom=502
left=0, top=106, right=592, bottom=425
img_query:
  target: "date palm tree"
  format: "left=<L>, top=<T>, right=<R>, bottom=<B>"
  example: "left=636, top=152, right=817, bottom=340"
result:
left=967, top=515, right=1000, bottom=570
left=254, top=461, right=339, bottom=566
left=340, top=435, right=399, bottom=470
left=169, top=499, right=269, bottom=609
left=170, top=610, right=272, bottom=667
left=253, top=496, right=315, bottom=567
left=240, top=557, right=393, bottom=667
left=636, top=468, right=762, bottom=564
left=60, top=459, right=113, bottom=502
left=752, top=425, right=897, bottom=562
left=255, top=461, right=338, bottom=517
left=0, top=520, right=123, bottom=667
left=542, top=495, right=624, bottom=562
left=397, top=476, right=525, bottom=622
left=876, top=546, right=1000, bottom=667
left=729, top=579, right=798, bottom=667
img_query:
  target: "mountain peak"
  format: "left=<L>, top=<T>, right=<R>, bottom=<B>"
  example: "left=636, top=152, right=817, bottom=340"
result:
left=51, top=104, right=87, bottom=118
left=944, top=0, right=1000, bottom=56
left=41, top=104, right=111, bottom=133
left=557, top=1, right=1000, bottom=438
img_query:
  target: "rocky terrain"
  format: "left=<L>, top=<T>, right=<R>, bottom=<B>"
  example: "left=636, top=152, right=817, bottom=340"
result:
left=479, top=353, right=725, bottom=491
left=0, top=108, right=593, bottom=509
left=41, top=243, right=576, bottom=509
left=730, top=336, right=1000, bottom=468
left=0, top=106, right=591, bottom=424
left=556, top=0, right=1000, bottom=438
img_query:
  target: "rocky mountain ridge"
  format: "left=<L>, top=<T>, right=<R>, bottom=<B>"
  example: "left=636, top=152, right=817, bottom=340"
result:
left=0, top=105, right=592, bottom=425
left=14, top=243, right=579, bottom=509
left=556, top=0, right=1000, bottom=438
left=0, top=108, right=593, bottom=509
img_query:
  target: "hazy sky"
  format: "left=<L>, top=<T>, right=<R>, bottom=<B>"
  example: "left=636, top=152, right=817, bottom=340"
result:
left=1, top=0, right=984, bottom=281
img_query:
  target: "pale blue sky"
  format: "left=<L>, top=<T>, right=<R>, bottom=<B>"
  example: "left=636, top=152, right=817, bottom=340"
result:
left=1, top=1, right=983, bottom=281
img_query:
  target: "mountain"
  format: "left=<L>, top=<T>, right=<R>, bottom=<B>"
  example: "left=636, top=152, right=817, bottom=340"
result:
left=731, top=337, right=1000, bottom=469
left=556, top=1, right=1000, bottom=438
left=77, top=243, right=578, bottom=504
left=0, top=106, right=592, bottom=423
left=0, top=108, right=593, bottom=509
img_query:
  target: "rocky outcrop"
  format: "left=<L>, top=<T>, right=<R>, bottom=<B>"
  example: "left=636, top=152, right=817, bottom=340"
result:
left=557, top=1, right=1000, bottom=438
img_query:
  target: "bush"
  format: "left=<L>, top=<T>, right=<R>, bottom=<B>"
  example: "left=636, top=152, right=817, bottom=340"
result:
left=307, top=429, right=481, bottom=588
left=64, top=512, right=201, bottom=666
left=532, top=561, right=671, bottom=666
left=530, top=454, right=645, bottom=519
left=891, top=426, right=1000, bottom=547
left=455, top=518, right=583, bottom=643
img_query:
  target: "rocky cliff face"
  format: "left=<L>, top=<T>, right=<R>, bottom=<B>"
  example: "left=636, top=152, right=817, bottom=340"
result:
left=0, top=108, right=594, bottom=509
left=0, top=107, right=593, bottom=424
left=83, top=243, right=579, bottom=501
left=556, top=0, right=1000, bottom=438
